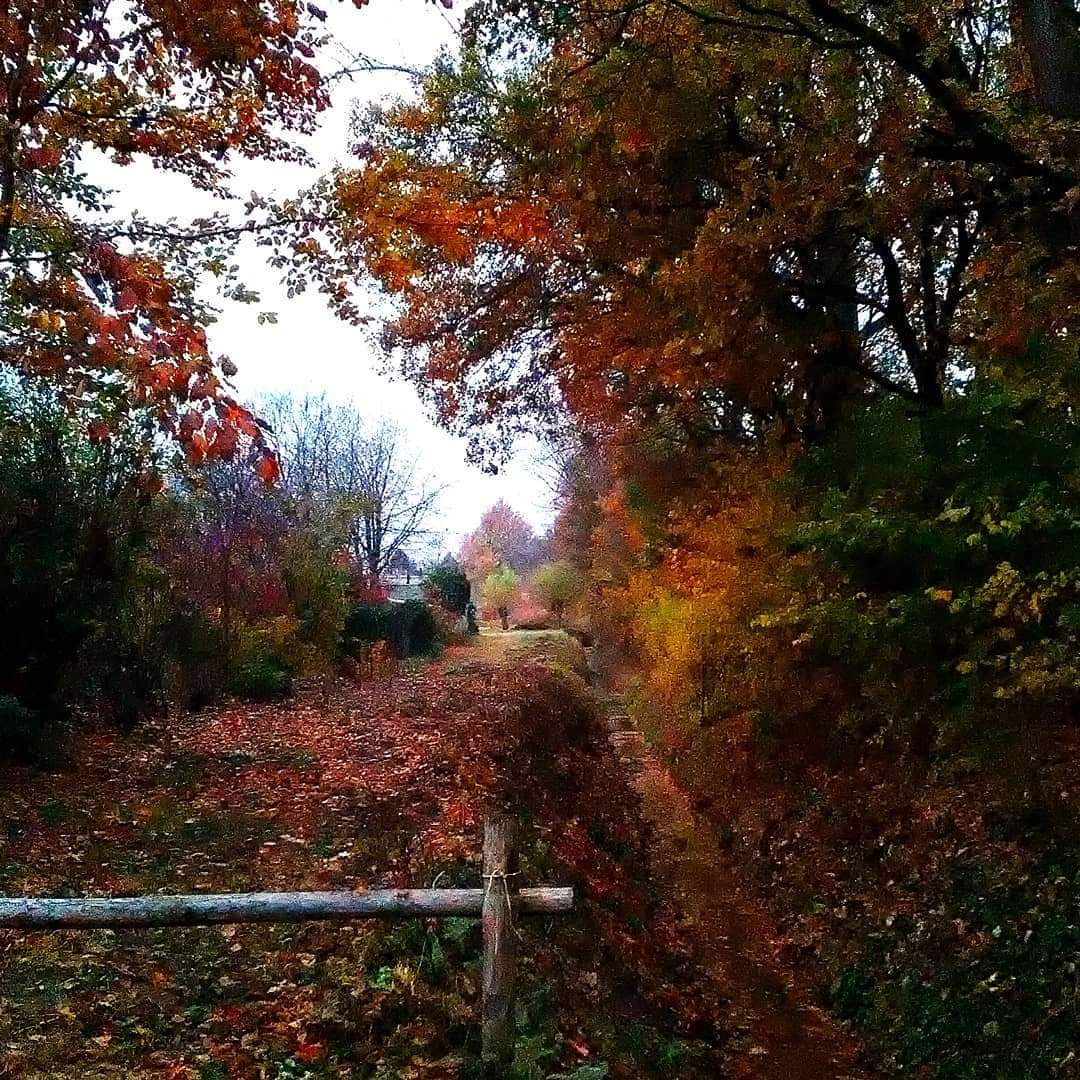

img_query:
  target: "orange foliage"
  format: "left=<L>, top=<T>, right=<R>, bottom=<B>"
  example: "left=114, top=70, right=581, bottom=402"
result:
left=2, top=0, right=429, bottom=469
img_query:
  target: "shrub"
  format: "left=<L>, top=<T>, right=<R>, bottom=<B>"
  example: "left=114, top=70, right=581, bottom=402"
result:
left=343, top=600, right=441, bottom=658
left=395, top=600, right=441, bottom=656
left=343, top=601, right=394, bottom=649
left=281, top=532, right=350, bottom=676
left=0, top=696, right=58, bottom=764
left=425, top=561, right=471, bottom=615
left=481, top=566, right=521, bottom=630
left=228, top=618, right=302, bottom=701
left=429, top=602, right=471, bottom=646
left=775, top=381, right=1080, bottom=745
left=229, top=655, right=293, bottom=701
left=0, top=388, right=165, bottom=736
left=166, top=606, right=226, bottom=712
left=531, top=561, right=586, bottom=627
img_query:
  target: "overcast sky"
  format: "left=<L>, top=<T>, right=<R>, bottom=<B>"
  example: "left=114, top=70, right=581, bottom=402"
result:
left=92, top=0, right=554, bottom=552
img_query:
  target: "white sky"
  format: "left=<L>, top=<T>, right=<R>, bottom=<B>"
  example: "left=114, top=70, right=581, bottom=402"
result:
left=89, top=0, right=554, bottom=552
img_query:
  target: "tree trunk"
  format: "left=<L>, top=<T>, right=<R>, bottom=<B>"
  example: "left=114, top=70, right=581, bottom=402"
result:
left=1015, top=0, right=1080, bottom=238
left=1019, top=0, right=1080, bottom=119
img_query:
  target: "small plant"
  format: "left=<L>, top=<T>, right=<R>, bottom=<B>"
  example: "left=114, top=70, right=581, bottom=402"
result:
left=38, top=799, right=67, bottom=826
left=184, top=1003, right=211, bottom=1026
left=229, top=655, right=293, bottom=701
left=269, top=1058, right=315, bottom=1080
left=552, top=1066, right=610, bottom=1080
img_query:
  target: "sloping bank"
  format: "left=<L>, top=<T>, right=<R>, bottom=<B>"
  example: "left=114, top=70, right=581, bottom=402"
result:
left=452, top=643, right=729, bottom=1078
left=647, top=696, right=1080, bottom=1078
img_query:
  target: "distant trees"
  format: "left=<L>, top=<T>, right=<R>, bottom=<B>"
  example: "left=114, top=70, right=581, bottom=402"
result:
left=262, top=394, right=443, bottom=584
left=459, top=500, right=542, bottom=581
left=344, top=418, right=444, bottom=581
left=0, top=381, right=449, bottom=757
left=459, top=501, right=547, bottom=629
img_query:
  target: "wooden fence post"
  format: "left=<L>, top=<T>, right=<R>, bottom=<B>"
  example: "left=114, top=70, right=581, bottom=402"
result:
left=481, top=813, right=516, bottom=1072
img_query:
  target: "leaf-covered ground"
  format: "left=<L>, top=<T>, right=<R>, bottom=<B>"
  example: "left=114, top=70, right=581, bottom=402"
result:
left=0, top=642, right=725, bottom=1079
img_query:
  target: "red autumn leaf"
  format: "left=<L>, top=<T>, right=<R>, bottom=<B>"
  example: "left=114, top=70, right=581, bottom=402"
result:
left=255, top=453, right=280, bottom=485
left=295, top=1039, right=325, bottom=1063
left=178, top=409, right=203, bottom=442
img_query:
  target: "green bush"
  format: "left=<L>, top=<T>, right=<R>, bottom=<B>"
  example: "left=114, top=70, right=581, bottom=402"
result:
left=425, top=561, right=471, bottom=615
left=343, top=600, right=441, bottom=658
left=343, top=601, right=394, bottom=648
left=229, top=655, right=293, bottom=701
left=759, top=379, right=1080, bottom=747
left=280, top=531, right=350, bottom=675
left=0, top=388, right=165, bottom=737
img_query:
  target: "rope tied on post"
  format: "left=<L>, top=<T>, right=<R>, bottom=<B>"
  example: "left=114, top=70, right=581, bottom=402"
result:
left=482, top=868, right=519, bottom=924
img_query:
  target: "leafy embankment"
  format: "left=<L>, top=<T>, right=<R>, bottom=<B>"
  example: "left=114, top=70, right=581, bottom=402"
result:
left=610, top=389, right=1080, bottom=1079
left=670, top=705, right=1080, bottom=1079
left=0, top=655, right=724, bottom=1079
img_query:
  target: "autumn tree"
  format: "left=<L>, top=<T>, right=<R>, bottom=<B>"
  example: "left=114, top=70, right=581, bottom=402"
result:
left=274, top=8, right=1080, bottom=1076
left=0, top=0, right=449, bottom=471
left=278, top=0, right=1076, bottom=472
left=458, top=500, right=541, bottom=583
left=481, top=565, right=521, bottom=631
left=259, top=393, right=349, bottom=514
left=531, top=561, right=585, bottom=628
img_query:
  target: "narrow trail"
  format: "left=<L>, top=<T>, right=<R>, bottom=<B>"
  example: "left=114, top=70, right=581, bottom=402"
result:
left=602, top=688, right=870, bottom=1079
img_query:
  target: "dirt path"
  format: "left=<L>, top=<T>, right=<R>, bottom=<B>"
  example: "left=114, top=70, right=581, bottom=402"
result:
left=604, top=693, right=871, bottom=1080
left=471, top=629, right=873, bottom=1076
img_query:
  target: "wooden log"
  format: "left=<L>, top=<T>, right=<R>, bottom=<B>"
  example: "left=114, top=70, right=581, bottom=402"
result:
left=481, top=814, right=516, bottom=1072
left=0, top=887, right=572, bottom=930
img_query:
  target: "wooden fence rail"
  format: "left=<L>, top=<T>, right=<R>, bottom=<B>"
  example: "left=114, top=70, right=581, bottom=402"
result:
left=0, top=814, right=569, bottom=1071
